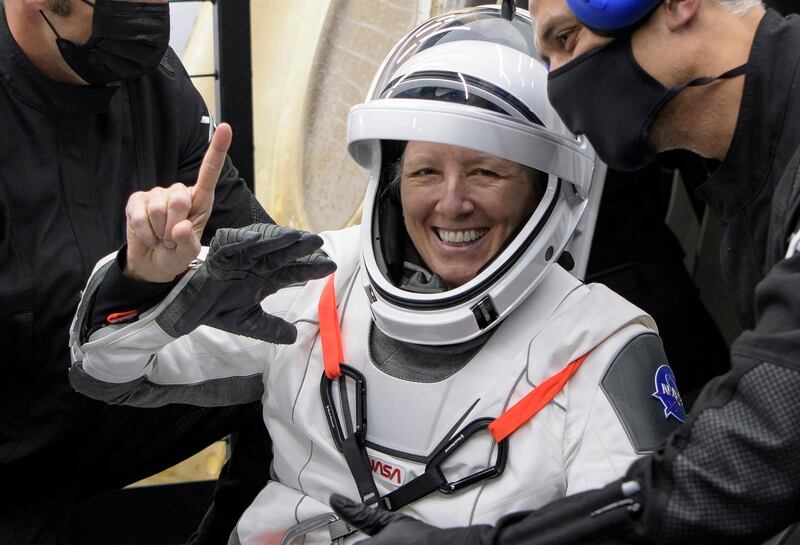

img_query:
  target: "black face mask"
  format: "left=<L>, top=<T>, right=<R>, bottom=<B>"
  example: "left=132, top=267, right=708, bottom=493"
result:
left=40, top=0, right=170, bottom=85
left=547, top=36, right=746, bottom=171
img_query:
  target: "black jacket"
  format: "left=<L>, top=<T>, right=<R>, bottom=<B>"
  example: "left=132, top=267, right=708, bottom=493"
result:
left=633, top=10, right=800, bottom=542
left=0, top=7, right=270, bottom=466
left=417, top=9, right=800, bottom=545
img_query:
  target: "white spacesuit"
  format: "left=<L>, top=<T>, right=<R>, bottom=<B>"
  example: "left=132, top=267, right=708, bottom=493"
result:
left=69, top=6, right=684, bottom=545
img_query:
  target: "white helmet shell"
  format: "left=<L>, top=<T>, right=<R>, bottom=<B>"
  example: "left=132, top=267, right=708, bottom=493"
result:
left=347, top=5, right=603, bottom=345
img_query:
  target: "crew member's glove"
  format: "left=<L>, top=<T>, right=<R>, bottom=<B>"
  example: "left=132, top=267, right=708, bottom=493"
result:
left=330, top=494, right=440, bottom=543
left=330, top=494, right=483, bottom=544
left=331, top=477, right=645, bottom=545
left=156, top=223, right=336, bottom=343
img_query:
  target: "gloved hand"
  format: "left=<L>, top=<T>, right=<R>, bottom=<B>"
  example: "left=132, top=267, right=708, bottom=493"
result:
left=485, top=479, right=644, bottom=545
left=156, top=223, right=336, bottom=343
left=330, top=494, right=441, bottom=544
left=332, top=477, right=645, bottom=545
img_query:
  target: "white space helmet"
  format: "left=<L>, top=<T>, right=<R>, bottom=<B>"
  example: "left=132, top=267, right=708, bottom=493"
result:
left=347, top=5, right=602, bottom=346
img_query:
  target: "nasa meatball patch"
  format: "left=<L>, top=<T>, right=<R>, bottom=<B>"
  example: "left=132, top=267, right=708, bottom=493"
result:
left=601, top=333, right=683, bottom=453
left=652, top=364, right=686, bottom=423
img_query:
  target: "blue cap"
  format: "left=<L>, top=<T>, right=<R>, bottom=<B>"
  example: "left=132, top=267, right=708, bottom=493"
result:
left=566, top=0, right=662, bottom=33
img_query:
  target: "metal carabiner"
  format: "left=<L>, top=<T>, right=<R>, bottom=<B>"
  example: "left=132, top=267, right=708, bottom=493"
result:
left=427, top=417, right=509, bottom=495
left=281, top=512, right=340, bottom=545
left=320, top=364, right=368, bottom=451
left=280, top=512, right=356, bottom=545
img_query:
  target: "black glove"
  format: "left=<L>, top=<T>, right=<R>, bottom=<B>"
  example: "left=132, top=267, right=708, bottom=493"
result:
left=490, top=479, right=647, bottom=545
left=331, top=477, right=645, bottom=545
left=330, top=494, right=440, bottom=543
left=156, top=223, right=336, bottom=343
left=330, top=494, right=487, bottom=545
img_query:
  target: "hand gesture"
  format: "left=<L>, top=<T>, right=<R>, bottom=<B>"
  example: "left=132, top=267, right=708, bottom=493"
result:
left=156, top=223, right=337, bottom=343
left=124, top=123, right=233, bottom=282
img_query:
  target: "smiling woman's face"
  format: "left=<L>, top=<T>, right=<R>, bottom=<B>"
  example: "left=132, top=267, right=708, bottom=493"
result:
left=400, top=141, right=540, bottom=288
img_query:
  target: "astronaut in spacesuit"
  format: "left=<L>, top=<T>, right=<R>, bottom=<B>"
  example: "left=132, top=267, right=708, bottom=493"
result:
left=68, top=6, right=683, bottom=545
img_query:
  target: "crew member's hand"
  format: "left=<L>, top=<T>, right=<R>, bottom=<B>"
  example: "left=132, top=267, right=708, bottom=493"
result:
left=330, top=494, right=441, bottom=544
left=156, top=223, right=337, bottom=343
left=125, top=122, right=234, bottom=282
left=330, top=479, right=646, bottom=545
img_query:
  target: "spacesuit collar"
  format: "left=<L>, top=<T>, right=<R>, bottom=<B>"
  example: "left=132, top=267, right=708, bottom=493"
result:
left=0, top=5, right=117, bottom=115
left=369, top=321, right=492, bottom=383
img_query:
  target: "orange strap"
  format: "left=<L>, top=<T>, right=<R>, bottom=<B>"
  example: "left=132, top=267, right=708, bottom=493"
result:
left=106, top=310, right=138, bottom=324
left=488, top=352, right=590, bottom=442
left=318, top=274, right=344, bottom=379
left=317, top=273, right=589, bottom=442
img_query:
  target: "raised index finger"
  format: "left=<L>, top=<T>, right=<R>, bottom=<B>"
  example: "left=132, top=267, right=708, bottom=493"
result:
left=193, top=122, right=233, bottom=206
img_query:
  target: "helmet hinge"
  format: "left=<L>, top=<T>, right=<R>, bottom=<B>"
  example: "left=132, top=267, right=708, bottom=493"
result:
left=471, top=297, right=499, bottom=330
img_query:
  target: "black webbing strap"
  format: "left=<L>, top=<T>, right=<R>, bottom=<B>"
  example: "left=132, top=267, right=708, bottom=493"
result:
left=341, top=435, right=381, bottom=506
left=379, top=467, right=447, bottom=511
left=328, top=518, right=357, bottom=542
